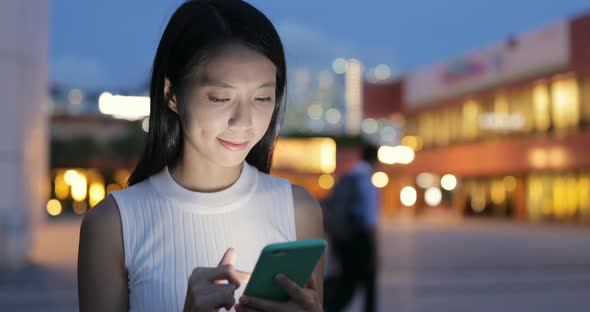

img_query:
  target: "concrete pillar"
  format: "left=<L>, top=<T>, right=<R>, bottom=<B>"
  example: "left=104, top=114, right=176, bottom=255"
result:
left=0, top=0, right=49, bottom=269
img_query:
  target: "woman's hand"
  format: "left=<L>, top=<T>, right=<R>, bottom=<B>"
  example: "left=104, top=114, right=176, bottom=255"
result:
left=235, top=274, right=322, bottom=312
left=183, top=248, right=251, bottom=312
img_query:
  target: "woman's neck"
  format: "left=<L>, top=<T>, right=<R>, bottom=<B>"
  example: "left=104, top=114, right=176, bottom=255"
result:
left=168, top=155, right=243, bottom=193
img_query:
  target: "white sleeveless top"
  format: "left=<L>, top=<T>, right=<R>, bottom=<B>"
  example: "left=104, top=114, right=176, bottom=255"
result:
left=110, top=162, right=297, bottom=312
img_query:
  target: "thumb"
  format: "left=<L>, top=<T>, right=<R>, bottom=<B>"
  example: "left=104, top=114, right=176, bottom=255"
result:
left=218, top=248, right=237, bottom=267
left=305, top=275, right=317, bottom=290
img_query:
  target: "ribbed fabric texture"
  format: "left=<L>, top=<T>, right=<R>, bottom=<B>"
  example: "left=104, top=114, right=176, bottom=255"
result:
left=110, top=162, right=296, bottom=312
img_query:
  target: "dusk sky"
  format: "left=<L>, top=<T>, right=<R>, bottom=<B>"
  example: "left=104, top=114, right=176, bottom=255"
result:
left=50, top=0, right=590, bottom=91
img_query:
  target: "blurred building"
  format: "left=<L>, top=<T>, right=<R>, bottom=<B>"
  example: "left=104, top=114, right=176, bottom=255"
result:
left=46, top=113, right=146, bottom=218
left=364, top=12, right=590, bottom=224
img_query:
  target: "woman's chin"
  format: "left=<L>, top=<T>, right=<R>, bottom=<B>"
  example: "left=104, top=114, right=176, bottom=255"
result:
left=213, top=152, right=249, bottom=168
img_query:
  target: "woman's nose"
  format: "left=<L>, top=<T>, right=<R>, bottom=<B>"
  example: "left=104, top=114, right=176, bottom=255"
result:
left=228, top=101, right=253, bottom=130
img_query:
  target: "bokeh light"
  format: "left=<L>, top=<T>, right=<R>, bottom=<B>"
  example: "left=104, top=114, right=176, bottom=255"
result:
left=371, top=172, right=389, bottom=188
left=332, top=58, right=347, bottom=74
left=441, top=174, right=458, bottom=191
left=46, top=199, right=62, bottom=216
left=400, top=186, right=417, bottom=207
left=318, top=174, right=335, bottom=190
left=425, top=187, right=442, bottom=207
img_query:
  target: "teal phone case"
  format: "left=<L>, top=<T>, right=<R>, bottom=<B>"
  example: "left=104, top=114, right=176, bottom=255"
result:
left=243, top=239, right=326, bottom=301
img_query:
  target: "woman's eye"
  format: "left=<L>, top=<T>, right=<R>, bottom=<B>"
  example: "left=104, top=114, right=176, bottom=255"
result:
left=208, top=96, right=230, bottom=103
left=255, top=97, right=273, bottom=103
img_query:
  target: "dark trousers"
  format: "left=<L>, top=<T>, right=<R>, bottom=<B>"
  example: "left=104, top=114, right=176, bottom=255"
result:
left=324, top=231, right=376, bottom=312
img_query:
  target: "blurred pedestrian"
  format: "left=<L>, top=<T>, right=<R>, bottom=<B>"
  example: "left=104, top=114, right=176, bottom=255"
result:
left=323, top=142, right=380, bottom=312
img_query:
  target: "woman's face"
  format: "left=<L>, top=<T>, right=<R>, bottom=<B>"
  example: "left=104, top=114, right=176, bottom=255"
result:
left=169, top=42, right=277, bottom=168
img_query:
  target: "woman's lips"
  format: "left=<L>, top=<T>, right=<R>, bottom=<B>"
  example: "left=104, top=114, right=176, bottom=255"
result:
left=217, top=138, right=249, bottom=151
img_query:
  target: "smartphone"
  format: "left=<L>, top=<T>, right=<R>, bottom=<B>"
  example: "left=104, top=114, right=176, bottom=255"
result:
left=243, top=239, right=326, bottom=301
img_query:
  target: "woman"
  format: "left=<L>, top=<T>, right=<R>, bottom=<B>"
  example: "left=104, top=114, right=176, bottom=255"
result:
left=77, top=1, right=324, bottom=311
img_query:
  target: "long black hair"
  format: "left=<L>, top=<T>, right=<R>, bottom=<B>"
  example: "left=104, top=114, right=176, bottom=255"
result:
left=128, top=0, right=287, bottom=186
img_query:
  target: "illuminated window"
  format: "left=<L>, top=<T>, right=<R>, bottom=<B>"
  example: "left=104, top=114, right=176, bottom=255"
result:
left=434, top=109, right=452, bottom=145
left=470, top=183, right=487, bottom=213
left=579, top=174, right=590, bottom=222
left=550, top=74, right=579, bottom=130
left=272, top=138, right=336, bottom=174
left=579, top=75, right=590, bottom=125
left=450, top=108, right=462, bottom=143
left=490, top=180, right=506, bottom=205
left=462, top=100, right=480, bottom=140
left=494, top=93, right=510, bottom=117
left=509, top=89, right=533, bottom=133
left=418, top=112, right=435, bottom=147
left=527, top=172, right=587, bottom=222
left=532, top=81, right=551, bottom=132
left=526, top=174, right=556, bottom=221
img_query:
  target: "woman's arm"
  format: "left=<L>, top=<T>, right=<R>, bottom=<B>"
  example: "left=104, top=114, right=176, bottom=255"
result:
left=78, top=195, right=129, bottom=311
left=292, top=184, right=325, bottom=304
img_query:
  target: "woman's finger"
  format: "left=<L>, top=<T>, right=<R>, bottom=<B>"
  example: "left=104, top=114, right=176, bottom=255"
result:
left=274, top=274, right=306, bottom=303
left=206, top=265, right=242, bottom=287
left=202, top=284, right=237, bottom=311
left=235, top=302, right=263, bottom=312
left=238, top=295, right=282, bottom=312
left=218, top=248, right=237, bottom=267
left=216, top=268, right=251, bottom=285
left=304, top=275, right=317, bottom=290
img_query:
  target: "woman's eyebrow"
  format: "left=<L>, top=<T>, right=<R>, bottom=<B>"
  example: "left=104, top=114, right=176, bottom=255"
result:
left=257, top=81, right=276, bottom=89
left=199, top=76, right=275, bottom=89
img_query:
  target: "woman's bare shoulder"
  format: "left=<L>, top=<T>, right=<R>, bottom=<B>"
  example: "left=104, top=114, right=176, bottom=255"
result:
left=78, top=195, right=128, bottom=311
left=79, top=195, right=124, bottom=264
left=81, top=195, right=121, bottom=238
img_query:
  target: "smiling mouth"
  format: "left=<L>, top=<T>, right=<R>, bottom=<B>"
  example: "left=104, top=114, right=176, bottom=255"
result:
left=217, top=138, right=249, bottom=151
